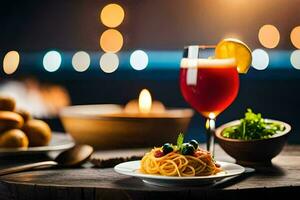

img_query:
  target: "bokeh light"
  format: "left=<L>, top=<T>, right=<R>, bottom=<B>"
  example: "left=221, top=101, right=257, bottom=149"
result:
left=3, top=51, right=20, bottom=75
left=290, top=50, right=300, bottom=69
left=72, top=51, right=90, bottom=72
left=100, top=53, right=119, bottom=73
left=100, top=29, right=123, bottom=53
left=258, top=24, right=280, bottom=48
left=130, top=50, right=149, bottom=70
left=290, top=26, right=300, bottom=49
left=252, top=49, right=269, bottom=70
left=100, top=4, right=124, bottom=28
left=43, top=51, right=62, bottom=72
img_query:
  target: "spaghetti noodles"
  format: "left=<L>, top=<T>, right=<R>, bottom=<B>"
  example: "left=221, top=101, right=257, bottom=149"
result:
left=140, top=147, right=222, bottom=177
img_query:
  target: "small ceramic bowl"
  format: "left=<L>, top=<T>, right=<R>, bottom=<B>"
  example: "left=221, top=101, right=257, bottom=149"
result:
left=60, top=104, right=194, bottom=149
left=215, top=119, right=291, bottom=166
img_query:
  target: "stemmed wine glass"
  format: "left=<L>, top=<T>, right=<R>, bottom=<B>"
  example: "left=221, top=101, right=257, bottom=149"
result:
left=179, top=45, right=239, bottom=156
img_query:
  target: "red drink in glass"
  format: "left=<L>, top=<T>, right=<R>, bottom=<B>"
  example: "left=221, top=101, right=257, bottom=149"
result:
left=180, top=58, right=239, bottom=118
left=180, top=45, right=244, bottom=156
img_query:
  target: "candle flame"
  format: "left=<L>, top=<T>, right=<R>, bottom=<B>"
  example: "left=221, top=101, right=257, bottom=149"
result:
left=139, top=89, right=152, bottom=114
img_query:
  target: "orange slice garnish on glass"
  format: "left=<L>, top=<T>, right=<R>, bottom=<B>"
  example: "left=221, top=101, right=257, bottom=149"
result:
left=215, top=38, right=252, bottom=74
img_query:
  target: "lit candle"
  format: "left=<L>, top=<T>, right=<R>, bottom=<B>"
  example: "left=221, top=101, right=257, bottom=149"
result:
left=124, top=89, right=165, bottom=114
left=138, top=89, right=152, bottom=113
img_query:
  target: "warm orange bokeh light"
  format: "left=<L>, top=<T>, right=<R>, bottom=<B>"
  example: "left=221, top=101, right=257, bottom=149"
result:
left=100, top=29, right=123, bottom=53
left=258, top=24, right=280, bottom=48
left=291, top=26, right=300, bottom=49
left=3, top=51, right=20, bottom=75
left=100, top=4, right=124, bottom=28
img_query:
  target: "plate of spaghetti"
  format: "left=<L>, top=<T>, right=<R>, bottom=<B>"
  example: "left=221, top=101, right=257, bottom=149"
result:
left=114, top=134, right=245, bottom=186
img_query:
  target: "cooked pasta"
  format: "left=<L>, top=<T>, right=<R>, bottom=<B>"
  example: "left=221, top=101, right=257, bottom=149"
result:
left=140, top=147, right=222, bottom=177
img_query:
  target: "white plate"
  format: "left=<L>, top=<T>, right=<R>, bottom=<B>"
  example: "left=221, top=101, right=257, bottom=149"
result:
left=0, top=132, right=75, bottom=156
left=114, top=160, right=245, bottom=186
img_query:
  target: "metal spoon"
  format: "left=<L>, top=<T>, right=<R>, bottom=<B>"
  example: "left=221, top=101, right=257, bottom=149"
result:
left=0, top=144, right=94, bottom=176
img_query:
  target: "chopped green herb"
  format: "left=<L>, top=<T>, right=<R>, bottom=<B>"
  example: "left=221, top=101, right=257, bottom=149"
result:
left=176, top=133, right=184, bottom=151
left=222, top=109, right=285, bottom=140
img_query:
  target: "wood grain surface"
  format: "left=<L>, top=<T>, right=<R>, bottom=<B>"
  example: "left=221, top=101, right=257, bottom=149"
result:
left=0, top=144, right=300, bottom=200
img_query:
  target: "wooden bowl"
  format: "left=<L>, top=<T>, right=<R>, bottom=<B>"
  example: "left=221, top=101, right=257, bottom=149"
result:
left=215, top=119, right=291, bottom=166
left=60, top=104, right=194, bottom=149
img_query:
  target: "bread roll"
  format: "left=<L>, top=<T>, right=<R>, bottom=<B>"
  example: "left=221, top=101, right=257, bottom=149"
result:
left=0, top=111, right=24, bottom=132
left=0, top=97, right=16, bottom=111
left=0, top=129, right=29, bottom=148
left=16, top=109, right=32, bottom=122
left=23, top=119, right=51, bottom=147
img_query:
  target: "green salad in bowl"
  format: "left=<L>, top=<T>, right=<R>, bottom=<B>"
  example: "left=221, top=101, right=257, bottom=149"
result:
left=215, top=109, right=291, bottom=165
left=222, top=109, right=286, bottom=140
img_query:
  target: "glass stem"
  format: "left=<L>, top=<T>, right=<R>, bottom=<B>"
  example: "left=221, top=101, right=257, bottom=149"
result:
left=205, top=117, right=216, bottom=156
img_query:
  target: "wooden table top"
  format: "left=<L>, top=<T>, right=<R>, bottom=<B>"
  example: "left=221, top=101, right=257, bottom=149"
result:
left=0, top=144, right=300, bottom=200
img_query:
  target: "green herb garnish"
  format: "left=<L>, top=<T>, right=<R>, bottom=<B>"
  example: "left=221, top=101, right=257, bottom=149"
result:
left=176, top=133, right=184, bottom=151
left=222, top=108, right=285, bottom=140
